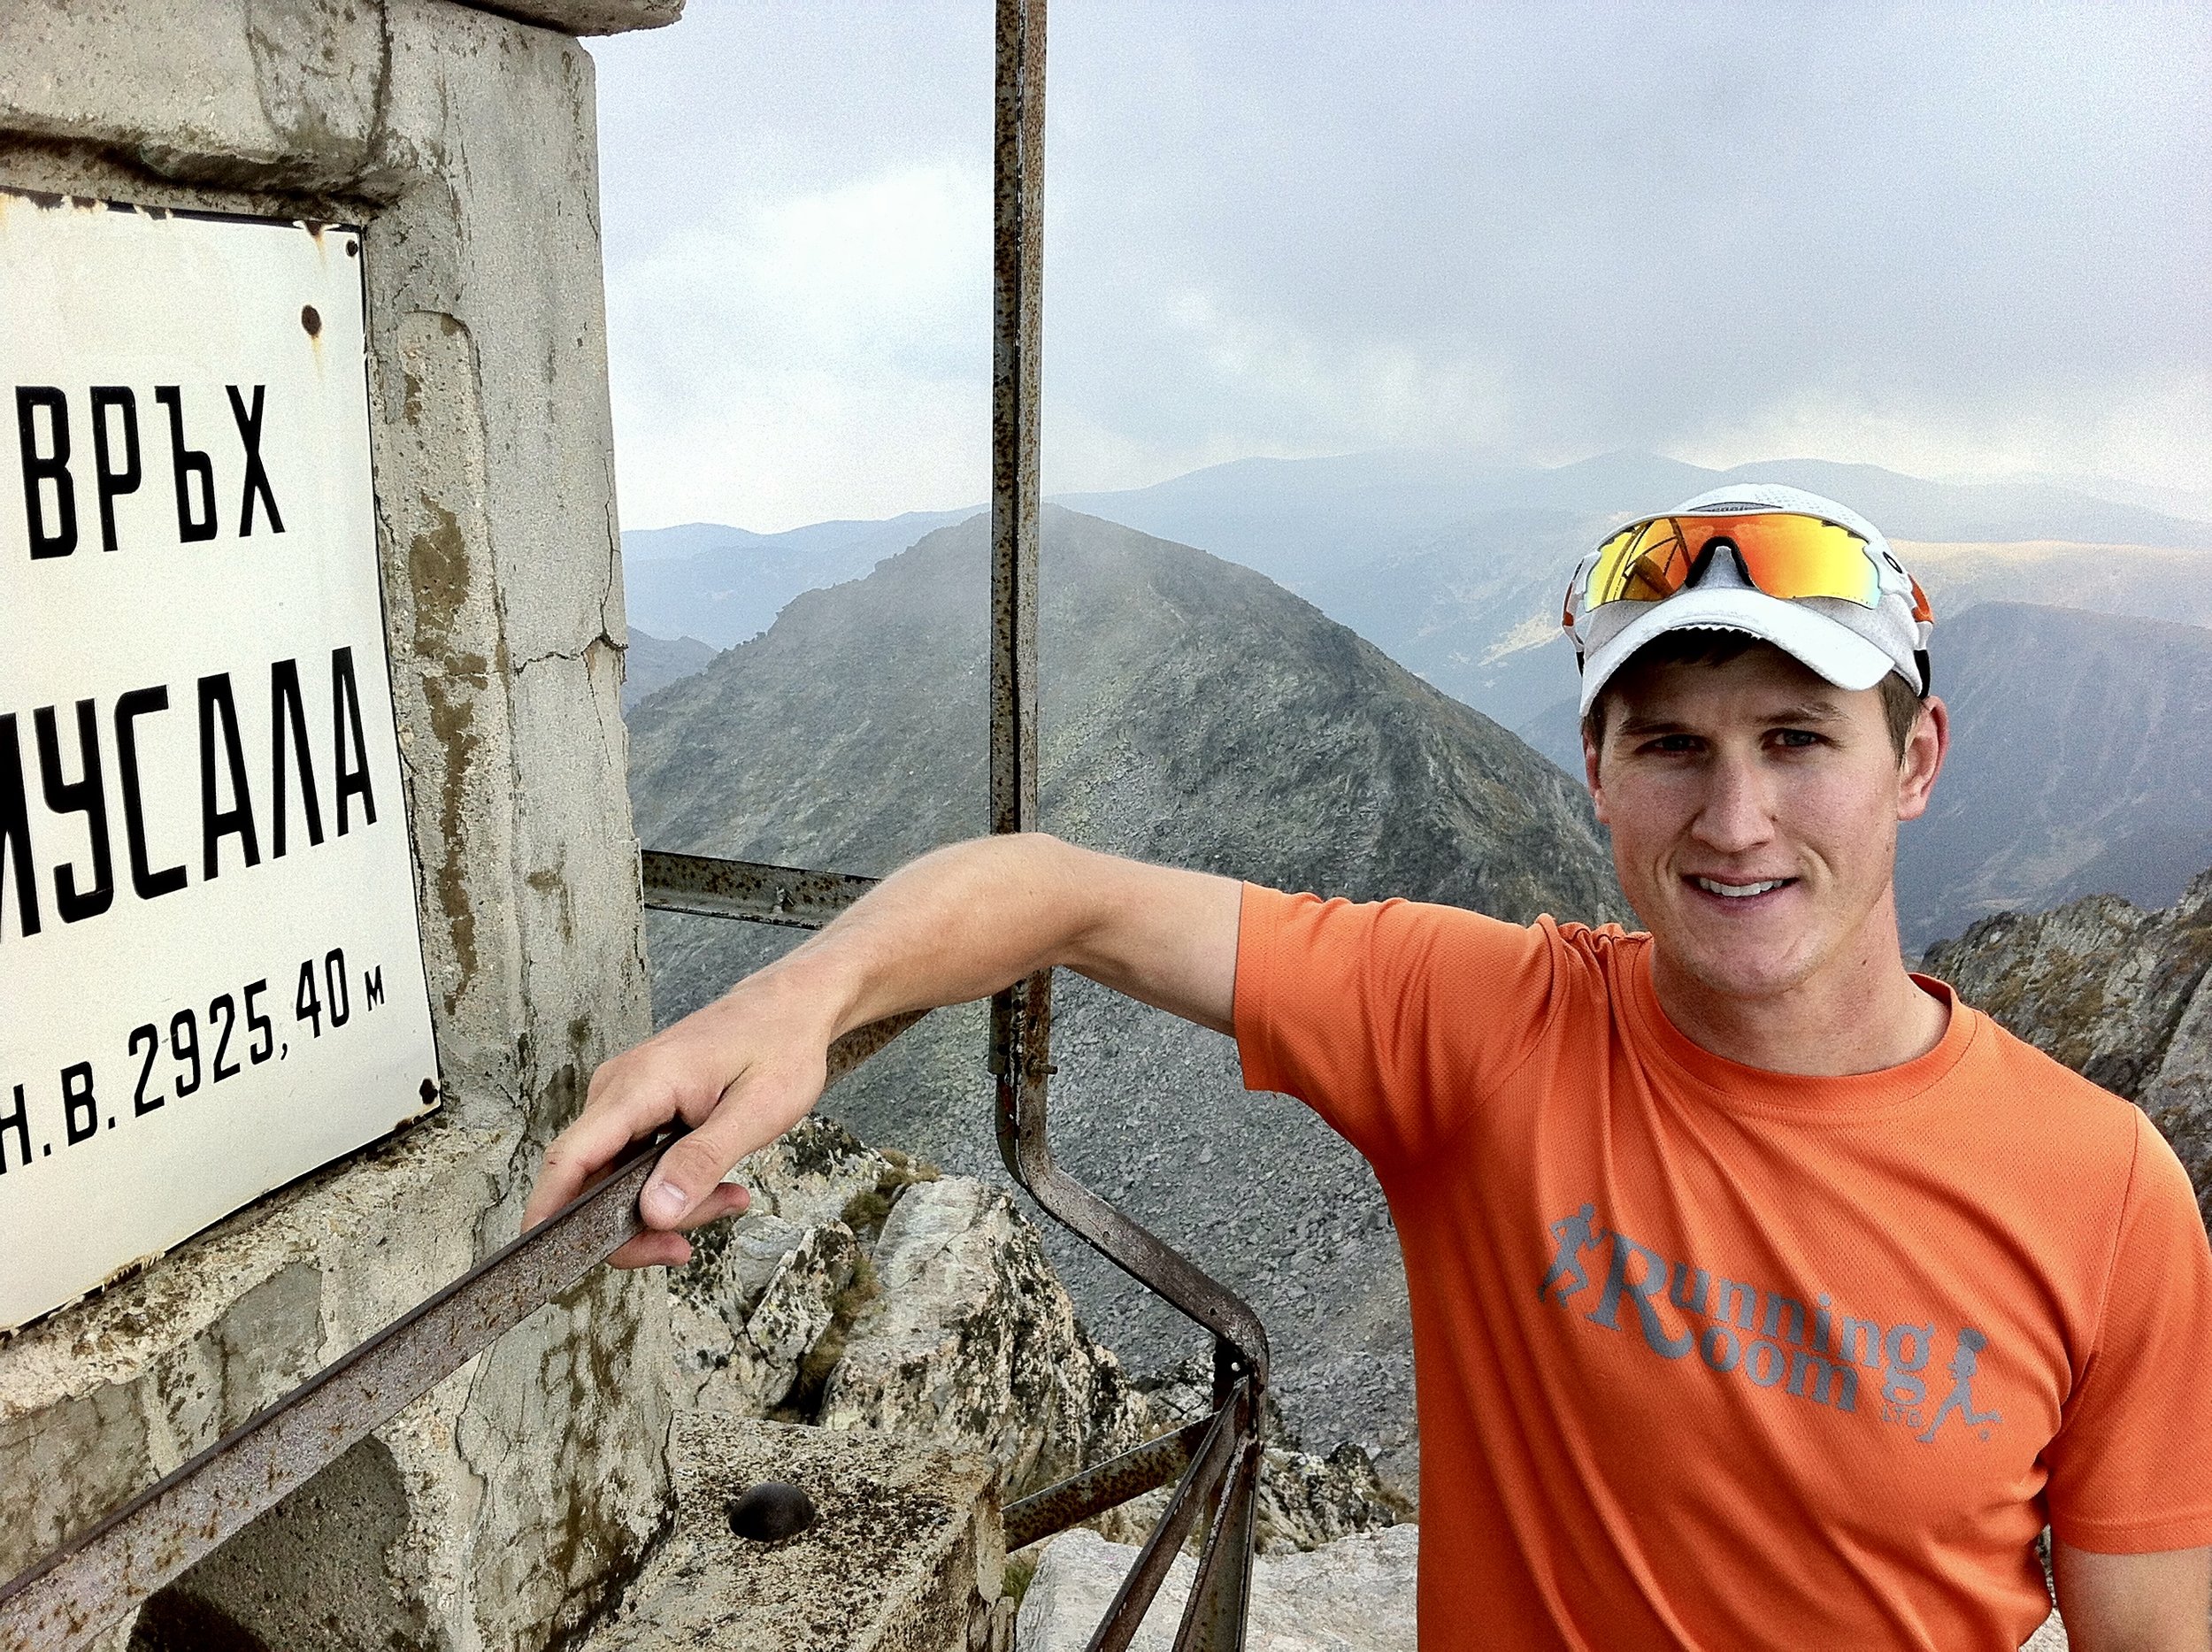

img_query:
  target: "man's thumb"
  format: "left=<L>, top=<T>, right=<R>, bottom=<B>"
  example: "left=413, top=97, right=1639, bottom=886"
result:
left=641, top=1135, right=732, bottom=1227
left=641, top=1175, right=693, bottom=1227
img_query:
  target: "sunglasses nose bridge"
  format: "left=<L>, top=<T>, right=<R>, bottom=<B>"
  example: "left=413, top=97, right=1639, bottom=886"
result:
left=1683, top=534, right=1746, bottom=589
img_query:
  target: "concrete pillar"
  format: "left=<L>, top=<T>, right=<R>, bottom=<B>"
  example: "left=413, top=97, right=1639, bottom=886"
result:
left=0, top=3, right=680, bottom=1646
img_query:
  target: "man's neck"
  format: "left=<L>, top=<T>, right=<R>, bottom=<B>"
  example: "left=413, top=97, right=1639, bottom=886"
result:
left=1649, top=917, right=1950, bottom=1079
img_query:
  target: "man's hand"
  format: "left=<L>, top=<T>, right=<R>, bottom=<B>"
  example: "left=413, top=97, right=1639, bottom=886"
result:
left=521, top=835, right=1241, bottom=1267
left=2053, top=1540, right=2211, bottom=1652
left=519, top=963, right=838, bottom=1266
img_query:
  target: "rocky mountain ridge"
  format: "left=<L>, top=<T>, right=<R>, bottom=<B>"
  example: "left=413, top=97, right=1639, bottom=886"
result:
left=627, top=506, right=1629, bottom=1490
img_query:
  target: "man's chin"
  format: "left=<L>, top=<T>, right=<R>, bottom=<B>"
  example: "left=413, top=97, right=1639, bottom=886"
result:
left=1651, top=927, right=1821, bottom=1005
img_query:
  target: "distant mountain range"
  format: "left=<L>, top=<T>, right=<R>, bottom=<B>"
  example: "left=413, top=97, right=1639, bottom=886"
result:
left=623, top=450, right=2212, bottom=949
left=627, top=507, right=1628, bottom=1486
left=621, top=631, right=717, bottom=711
left=1053, top=449, right=2212, bottom=734
left=624, top=510, right=972, bottom=649
left=625, top=450, right=2212, bottom=655
left=1898, top=603, right=2212, bottom=949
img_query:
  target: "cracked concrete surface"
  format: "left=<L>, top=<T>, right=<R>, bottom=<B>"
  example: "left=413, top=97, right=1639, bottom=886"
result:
left=1, top=3, right=674, bottom=1646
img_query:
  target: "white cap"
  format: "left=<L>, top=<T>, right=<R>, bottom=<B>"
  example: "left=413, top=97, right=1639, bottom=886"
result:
left=1568, top=482, right=1932, bottom=718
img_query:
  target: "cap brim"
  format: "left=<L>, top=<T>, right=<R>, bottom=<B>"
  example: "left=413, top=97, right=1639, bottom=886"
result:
left=1577, top=588, right=1896, bottom=716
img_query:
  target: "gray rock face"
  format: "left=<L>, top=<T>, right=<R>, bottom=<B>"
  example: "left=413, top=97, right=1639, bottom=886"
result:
left=667, top=1117, right=1404, bottom=1554
left=630, top=505, right=1629, bottom=1485
left=668, top=1117, right=905, bottom=1418
left=573, top=1411, right=1009, bottom=1652
left=819, top=1176, right=1151, bottom=1505
left=1922, top=867, right=2212, bottom=1218
left=1016, top=1525, right=1420, bottom=1652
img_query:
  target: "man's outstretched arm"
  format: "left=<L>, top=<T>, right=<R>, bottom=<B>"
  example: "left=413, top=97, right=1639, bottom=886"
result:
left=521, top=834, right=1241, bottom=1267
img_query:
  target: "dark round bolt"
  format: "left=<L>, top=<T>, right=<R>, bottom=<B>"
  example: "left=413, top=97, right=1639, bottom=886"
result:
left=301, top=304, right=322, bottom=337
left=726, top=1481, right=817, bottom=1542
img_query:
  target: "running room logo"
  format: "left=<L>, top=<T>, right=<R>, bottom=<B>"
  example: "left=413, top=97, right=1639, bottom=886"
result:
left=1539, top=1203, right=2002, bottom=1443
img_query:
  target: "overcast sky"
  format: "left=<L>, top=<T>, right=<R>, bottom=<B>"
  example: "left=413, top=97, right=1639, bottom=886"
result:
left=589, top=3, right=2211, bottom=533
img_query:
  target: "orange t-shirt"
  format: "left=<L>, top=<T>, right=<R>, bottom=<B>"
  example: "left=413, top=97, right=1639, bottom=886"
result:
left=1233, top=887, right=2212, bottom=1651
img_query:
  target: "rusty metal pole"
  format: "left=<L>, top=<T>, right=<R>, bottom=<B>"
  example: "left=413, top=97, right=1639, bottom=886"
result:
left=989, top=0, right=1053, bottom=1173
left=980, top=6, right=1261, bottom=1641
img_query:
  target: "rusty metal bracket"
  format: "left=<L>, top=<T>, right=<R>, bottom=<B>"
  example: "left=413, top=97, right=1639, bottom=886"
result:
left=641, top=849, right=877, bottom=929
left=1081, top=1379, right=1250, bottom=1652
left=0, top=1017, right=917, bottom=1652
left=980, top=2, right=1263, bottom=1643
left=1003, top=1414, right=1212, bottom=1552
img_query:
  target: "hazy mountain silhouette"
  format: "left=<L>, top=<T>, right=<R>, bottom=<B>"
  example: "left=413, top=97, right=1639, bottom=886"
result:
left=623, top=509, right=972, bottom=647
left=626, top=450, right=2212, bottom=731
left=1058, top=450, right=2212, bottom=734
left=621, top=629, right=717, bottom=711
left=626, top=506, right=1627, bottom=1484
left=1899, top=603, right=2212, bottom=949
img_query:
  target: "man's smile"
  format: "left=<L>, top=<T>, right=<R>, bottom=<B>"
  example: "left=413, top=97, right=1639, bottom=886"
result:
left=1685, top=873, right=1800, bottom=903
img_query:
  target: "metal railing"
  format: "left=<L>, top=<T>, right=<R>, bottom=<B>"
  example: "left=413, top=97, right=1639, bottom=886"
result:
left=0, top=2, right=1268, bottom=1646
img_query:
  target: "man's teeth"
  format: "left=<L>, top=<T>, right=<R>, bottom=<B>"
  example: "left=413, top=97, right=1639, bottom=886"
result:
left=1694, top=877, right=1787, bottom=898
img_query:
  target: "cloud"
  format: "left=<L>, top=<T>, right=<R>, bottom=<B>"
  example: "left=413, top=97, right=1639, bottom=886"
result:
left=590, top=2, right=2211, bottom=528
left=606, top=163, right=991, bottom=528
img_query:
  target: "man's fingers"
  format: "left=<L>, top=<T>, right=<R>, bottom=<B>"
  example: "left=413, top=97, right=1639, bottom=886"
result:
left=609, top=1228, right=693, bottom=1270
left=522, top=1078, right=680, bottom=1231
left=639, top=1063, right=819, bottom=1229
left=599, top=1181, right=750, bottom=1271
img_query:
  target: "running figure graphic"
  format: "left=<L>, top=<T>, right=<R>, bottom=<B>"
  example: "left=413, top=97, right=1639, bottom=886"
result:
left=1917, top=1327, right=2002, bottom=1442
left=1540, top=1203, right=1606, bottom=1303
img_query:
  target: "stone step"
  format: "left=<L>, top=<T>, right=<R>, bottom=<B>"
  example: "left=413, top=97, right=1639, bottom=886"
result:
left=1012, top=1525, right=2071, bottom=1652
left=1015, top=1525, right=1418, bottom=1652
left=580, top=1411, right=1012, bottom=1652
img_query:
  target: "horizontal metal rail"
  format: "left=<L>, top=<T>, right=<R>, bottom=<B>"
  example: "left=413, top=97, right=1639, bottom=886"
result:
left=1003, top=1414, right=1212, bottom=1552
left=0, top=1015, right=918, bottom=1652
left=641, top=849, right=877, bottom=928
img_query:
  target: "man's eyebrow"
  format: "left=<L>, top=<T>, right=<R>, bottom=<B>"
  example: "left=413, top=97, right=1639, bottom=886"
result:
left=1763, top=699, right=1844, bottom=725
left=1610, top=699, right=1846, bottom=740
left=1612, top=711, right=1691, bottom=739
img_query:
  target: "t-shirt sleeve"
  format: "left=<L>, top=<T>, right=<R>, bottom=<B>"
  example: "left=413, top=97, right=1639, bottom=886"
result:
left=1233, top=882, right=1575, bottom=1172
left=2042, top=1109, right=2212, bottom=1552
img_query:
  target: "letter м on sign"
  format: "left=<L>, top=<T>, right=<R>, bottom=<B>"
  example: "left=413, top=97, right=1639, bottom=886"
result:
left=0, top=190, right=440, bottom=1332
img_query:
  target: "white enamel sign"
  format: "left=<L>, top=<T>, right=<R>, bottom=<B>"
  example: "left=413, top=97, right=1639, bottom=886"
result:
left=0, top=194, right=439, bottom=1330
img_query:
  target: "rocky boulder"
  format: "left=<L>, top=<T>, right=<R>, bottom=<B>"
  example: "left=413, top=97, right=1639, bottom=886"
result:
left=1922, top=866, right=2212, bottom=1218
left=664, top=1115, right=1407, bottom=1553
left=818, top=1175, right=1153, bottom=1504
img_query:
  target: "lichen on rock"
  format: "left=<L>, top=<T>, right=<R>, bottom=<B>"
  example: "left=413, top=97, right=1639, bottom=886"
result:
left=1924, top=865, right=2212, bottom=1219
left=663, top=1114, right=1407, bottom=1561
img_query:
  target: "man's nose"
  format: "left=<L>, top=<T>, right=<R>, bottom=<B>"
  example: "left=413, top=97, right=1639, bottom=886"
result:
left=1689, top=751, right=1775, bottom=854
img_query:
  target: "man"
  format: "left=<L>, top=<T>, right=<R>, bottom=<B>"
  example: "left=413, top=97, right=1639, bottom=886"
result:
left=528, top=484, right=2212, bottom=1649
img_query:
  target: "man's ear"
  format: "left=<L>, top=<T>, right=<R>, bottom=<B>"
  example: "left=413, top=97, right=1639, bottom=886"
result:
left=1584, top=726, right=1609, bottom=823
left=1896, top=695, right=1948, bottom=823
